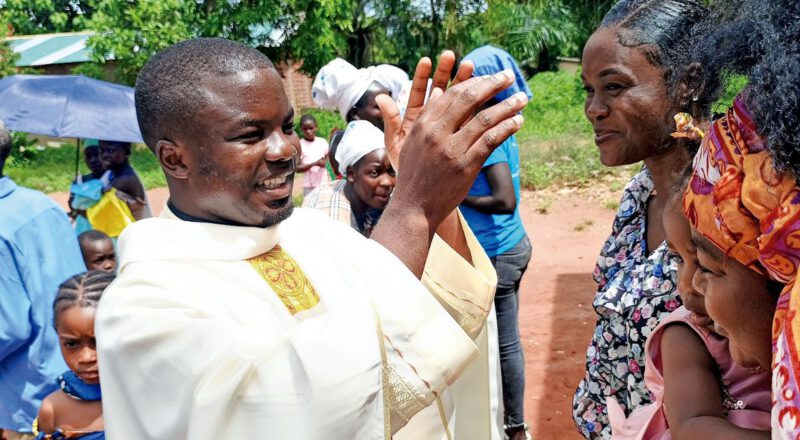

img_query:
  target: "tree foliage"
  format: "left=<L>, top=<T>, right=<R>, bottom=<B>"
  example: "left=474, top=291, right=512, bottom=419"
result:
left=483, top=0, right=616, bottom=72
left=0, top=38, right=20, bottom=77
left=0, top=0, right=93, bottom=35
left=0, top=0, right=619, bottom=83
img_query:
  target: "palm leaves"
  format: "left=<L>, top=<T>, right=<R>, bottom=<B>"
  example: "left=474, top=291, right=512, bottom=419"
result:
left=485, top=0, right=617, bottom=70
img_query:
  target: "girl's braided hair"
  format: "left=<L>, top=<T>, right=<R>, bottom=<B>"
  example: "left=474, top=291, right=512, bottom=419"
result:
left=54, top=270, right=115, bottom=326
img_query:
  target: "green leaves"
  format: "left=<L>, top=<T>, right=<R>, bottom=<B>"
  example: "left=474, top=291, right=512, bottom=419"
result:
left=1, top=0, right=618, bottom=89
left=85, top=0, right=195, bottom=85
left=483, top=0, right=617, bottom=71
left=0, top=39, right=19, bottom=78
left=0, top=0, right=94, bottom=35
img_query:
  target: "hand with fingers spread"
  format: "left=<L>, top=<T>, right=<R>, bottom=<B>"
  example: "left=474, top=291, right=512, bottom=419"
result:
left=377, top=50, right=474, bottom=169
left=371, top=66, right=528, bottom=277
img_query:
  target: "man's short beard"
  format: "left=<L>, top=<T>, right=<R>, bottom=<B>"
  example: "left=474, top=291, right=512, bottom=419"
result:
left=257, top=197, right=294, bottom=228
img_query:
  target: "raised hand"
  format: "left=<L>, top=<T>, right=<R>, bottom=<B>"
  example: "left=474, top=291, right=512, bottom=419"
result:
left=377, top=51, right=474, bottom=169
left=371, top=67, right=528, bottom=277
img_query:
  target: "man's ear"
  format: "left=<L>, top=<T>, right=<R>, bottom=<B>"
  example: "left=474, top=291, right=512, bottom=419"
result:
left=156, top=139, right=190, bottom=179
left=677, top=62, right=705, bottom=115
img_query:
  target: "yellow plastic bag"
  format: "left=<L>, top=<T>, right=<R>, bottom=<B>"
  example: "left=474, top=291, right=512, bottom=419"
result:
left=86, top=188, right=135, bottom=238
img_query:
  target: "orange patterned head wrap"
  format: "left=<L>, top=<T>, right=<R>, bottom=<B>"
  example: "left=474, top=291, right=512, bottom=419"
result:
left=683, top=97, right=800, bottom=283
left=683, top=96, right=800, bottom=433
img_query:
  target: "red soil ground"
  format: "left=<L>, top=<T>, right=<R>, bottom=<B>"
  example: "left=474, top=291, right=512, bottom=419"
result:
left=47, top=186, right=616, bottom=439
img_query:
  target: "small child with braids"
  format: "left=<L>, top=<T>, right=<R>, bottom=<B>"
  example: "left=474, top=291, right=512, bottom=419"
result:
left=33, top=271, right=115, bottom=440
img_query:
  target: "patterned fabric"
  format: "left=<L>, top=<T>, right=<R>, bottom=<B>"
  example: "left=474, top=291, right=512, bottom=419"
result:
left=302, top=179, right=383, bottom=237
left=573, top=169, right=681, bottom=439
left=682, top=96, right=800, bottom=437
left=247, top=245, right=321, bottom=315
left=59, top=371, right=101, bottom=401
left=34, top=429, right=104, bottom=440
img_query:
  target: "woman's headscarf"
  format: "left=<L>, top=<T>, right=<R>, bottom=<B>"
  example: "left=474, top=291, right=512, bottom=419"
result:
left=462, top=45, right=532, bottom=102
left=334, top=120, right=385, bottom=175
left=682, top=96, right=800, bottom=433
left=312, top=58, right=409, bottom=119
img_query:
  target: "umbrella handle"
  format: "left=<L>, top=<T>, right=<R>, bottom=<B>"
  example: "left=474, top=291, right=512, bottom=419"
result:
left=75, top=138, right=81, bottom=180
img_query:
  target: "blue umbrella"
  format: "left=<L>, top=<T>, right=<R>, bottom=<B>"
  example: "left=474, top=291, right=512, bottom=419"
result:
left=0, top=74, right=143, bottom=143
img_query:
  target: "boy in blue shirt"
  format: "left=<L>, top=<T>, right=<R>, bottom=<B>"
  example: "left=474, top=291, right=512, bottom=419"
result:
left=460, top=45, right=533, bottom=440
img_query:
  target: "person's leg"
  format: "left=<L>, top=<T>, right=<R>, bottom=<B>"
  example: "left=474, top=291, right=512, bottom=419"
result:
left=492, top=236, right=532, bottom=438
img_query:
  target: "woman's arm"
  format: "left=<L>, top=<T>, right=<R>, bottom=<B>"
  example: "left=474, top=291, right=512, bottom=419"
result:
left=461, top=162, right=516, bottom=214
left=112, top=175, right=149, bottom=220
left=662, top=324, right=769, bottom=440
left=296, top=156, right=327, bottom=173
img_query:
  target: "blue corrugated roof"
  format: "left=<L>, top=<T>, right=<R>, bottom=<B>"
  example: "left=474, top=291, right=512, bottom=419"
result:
left=5, top=32, right=95, bottom=67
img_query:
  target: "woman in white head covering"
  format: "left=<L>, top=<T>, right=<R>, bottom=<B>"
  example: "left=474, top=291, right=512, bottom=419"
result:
left=302, top=120, right=395, bottom=237
left=312, top=58, right=409, bottom=176
left=312, top=58, right=409, bottom=127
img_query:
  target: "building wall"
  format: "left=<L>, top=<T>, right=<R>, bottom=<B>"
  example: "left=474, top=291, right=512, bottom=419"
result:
left=275, top=60, right=315, bottom=110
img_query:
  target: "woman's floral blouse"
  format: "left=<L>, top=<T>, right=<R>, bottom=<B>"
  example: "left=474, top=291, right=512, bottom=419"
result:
left=572, top=169, right=681, bottom=439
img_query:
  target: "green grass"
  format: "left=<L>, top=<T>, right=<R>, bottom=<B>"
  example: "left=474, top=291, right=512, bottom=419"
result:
left=5, top=143, right=166, bottom=193
left=296, top=108, right=345, bottom=141
left=519, top=70, right=592, bottom=143
left=515, top=70, right=621, bottom=190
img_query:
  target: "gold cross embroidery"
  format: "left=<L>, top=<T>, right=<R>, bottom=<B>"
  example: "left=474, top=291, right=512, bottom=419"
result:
left=247, top=245, right=320, bottom=315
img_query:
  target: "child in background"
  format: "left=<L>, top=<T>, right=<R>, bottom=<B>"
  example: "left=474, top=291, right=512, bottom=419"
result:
left=69, top=141, right=109, bottom=234
left=609, top=172, right=771, bottom=439
left=77, top=231, right=116, bottom=273
left=77, top=141, right=106, bottom=185
left=33, top=271, right=115, bottom=440
left=296, top=115, right=330, bottom=195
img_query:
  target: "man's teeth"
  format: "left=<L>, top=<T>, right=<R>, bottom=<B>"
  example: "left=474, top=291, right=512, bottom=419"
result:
left=259, top=176, right=287, bottom=189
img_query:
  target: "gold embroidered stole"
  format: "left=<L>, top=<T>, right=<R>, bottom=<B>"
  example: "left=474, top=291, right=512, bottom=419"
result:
left=247, top=245, right=450, bottom=439
left=246, top=245, right=320, bottom=315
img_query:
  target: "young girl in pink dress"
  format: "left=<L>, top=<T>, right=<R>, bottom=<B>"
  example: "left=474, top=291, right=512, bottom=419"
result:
left=608, top=174, right=771, bottom=439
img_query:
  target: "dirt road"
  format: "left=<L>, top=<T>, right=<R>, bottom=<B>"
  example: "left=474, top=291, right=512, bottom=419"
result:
left=517, top=191, right=615, bottom=439
left=48, top=187, right=616, bottom=439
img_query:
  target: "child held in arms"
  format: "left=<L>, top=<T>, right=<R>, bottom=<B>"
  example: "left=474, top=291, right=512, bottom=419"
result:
left=77, top=231, right=116, bottom=273
left=33, top=271, right=115, bottom=440
left=296, top=114, right=330, bottom=196
left=610, top=168, right=772, bottom=439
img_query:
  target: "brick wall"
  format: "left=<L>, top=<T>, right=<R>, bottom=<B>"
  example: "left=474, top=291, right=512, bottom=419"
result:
left=275, top=60, right=315, bottom=110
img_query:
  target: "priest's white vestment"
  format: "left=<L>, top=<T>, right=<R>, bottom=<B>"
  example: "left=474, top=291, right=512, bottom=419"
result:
left=95, top=207, right=487, bottom=439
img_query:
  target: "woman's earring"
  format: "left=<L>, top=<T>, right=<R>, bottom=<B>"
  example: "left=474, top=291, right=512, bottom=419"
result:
left=692, top=96, right=699, bottom=102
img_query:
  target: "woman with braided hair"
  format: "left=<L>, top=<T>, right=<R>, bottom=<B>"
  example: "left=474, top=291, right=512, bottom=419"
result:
left=33, top=271, right=115, bottom=440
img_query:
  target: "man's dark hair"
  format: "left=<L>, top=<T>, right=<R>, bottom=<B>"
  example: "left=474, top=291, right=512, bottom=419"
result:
left=135, top=38, right=275, bottom=150
left=0, top=120, right=12, bottom=168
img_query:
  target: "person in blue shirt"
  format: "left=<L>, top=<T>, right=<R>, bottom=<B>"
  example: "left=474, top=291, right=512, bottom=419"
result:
left=0, top=121, right=86, bottom=439
left=460, top=45, right=533, bottom=440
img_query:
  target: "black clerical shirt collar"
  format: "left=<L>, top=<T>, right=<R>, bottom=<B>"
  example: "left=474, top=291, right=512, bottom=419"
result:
left=167, top=200, right=245, bottom=226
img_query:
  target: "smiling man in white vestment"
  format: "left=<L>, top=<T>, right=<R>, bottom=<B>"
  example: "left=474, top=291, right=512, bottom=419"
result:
left=95, top=38, right=527, bottom=439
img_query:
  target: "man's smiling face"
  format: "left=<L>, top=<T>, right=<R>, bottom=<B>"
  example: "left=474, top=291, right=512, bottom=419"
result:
left=169, top=68, right=300, bottom=227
